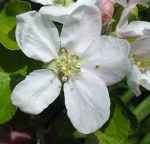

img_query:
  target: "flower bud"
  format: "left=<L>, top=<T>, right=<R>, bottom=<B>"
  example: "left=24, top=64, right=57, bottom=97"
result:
left=0, top=128, right=32, bottom=144
left=101, top=0, right=114, bottom=24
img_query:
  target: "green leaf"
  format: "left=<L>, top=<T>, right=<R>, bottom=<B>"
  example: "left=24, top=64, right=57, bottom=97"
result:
left=140, top=132, right=150, bottom=144
left=121, top=89, right=134, bottom=103
left=0, top=0, right=31, bottom=50
left=105, top=107, right=131, bottom=140
left=140, top=116, right=150, bottom=135
left=133, top=96, right=150, bottom=122
left=128, top=6, right=139, bottom=22
left=95, top=131, right=120, bottom=144
left=0, top=71, right=16, bottom=124
left=131, top=6, right=139, bottom=17
left=95, top=106, right=132, bottom=144
left=85, top=134, right=99, bottom=144
left=140, top=0, right=150, bottom=7
left=0, top=10, right=18, bottom=50
left=6, top=0, right=31, bottom=16
left=73, top=131, right=86, bottom=139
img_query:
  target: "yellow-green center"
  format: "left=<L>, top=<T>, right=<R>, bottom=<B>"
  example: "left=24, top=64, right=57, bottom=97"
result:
left=48, top=48, right=81, bottom=81
left=130, top=54, right=150, bottom=72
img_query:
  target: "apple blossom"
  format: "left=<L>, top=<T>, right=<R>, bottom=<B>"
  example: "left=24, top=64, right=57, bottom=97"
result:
left=11, top=5, right=130, bottom=134
left=115, top=0, right=150, bottom=95
left=128, top=37, right=150, bottom=95
left=39, top=0, right=100, bottom=24
left=116, top=0, right=150, bottom=38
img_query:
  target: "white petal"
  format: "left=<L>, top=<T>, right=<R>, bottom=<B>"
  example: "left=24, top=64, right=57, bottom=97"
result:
left=116, top=0, right=140, bottom=7
left=39, top=0, right=100, bottom=24
left=119, top=21, right=150, bottom=38
left=131, top=37, right=150, bottom=70
left=16, top=11, right=60, bottom=63
left=82, top=36, right=130, bottom=85
left=61, top=5, right=101, bottom=56
left=140, top=71, right=150, bottom=91
left=40, top=5, right=72, bottom=24
left=117, top=2, right=150, bottom=38
left=31, top=0, right=54, bottom=5
left=11, top=69, right=61, bottom=114
left=127, top=64, right=141, bottom=96
left=77, top=0, right=100, bottom=6
left=129, top=0, right=141, bottom=4
left=116, top=4, right=135, bottom=37
left=64, top=69, right=110, bottom=134
left=132, top=37, right=150, bottom=54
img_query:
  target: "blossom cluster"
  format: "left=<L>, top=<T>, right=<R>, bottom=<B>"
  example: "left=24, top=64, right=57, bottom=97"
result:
left=10, top=0, right=150, bottom=134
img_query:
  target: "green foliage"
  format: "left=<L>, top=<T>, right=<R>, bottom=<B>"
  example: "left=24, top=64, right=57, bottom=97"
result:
left=94, top=106, right=132, bottom=144
left=133, top=96, right=150, bottom=122
left=0, top=1, right=149, bottom=144
left=140, top=132, right=150, bottom=144
left=6, top=0, right=31, bottom=16
left=0, top=71, right=16, bottom=124
left=128, top=6, right=139, bottom=22
left=0, top=0, right=31, bottom=50
left=0, top=10, right=18, bottom=50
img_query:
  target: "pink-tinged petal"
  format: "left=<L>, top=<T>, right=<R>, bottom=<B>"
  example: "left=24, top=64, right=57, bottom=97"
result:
left=11, top=131, right=31, bottom=141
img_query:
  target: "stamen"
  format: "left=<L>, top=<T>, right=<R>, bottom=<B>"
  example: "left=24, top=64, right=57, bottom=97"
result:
left=130, top=54, right=148, bottom=72
left=48, top=48, right=81, bottom=82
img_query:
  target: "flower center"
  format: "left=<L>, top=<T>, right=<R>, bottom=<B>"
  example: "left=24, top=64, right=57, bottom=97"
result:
left=130, top=54, right=150, bottom=72
left=48, top=48, right=81, bottom=82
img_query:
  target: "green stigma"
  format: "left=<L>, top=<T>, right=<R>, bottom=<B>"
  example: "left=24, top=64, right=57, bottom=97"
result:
left=47, top=48, right=81, bottom=82
left=54, top=0, right=74, bottom=6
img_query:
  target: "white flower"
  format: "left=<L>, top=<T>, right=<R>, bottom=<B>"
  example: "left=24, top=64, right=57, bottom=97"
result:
left=127, top=37, right=150, bottom=96
left=115, top=1, right=150, bottom=95
left=31, top=0, right=100, bottom=25
left=116, top=1, right=150, bottom=38
left=11, top=5, right=130, bottom=134
left=39, top=0, right=99, bottom=24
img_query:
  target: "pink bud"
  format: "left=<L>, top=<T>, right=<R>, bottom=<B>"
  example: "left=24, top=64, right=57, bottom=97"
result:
left=10, top=130, right=32, bottom=144
left=101, top=0, right=114, bottom=24
left=0, top=128, right=32, bottom=144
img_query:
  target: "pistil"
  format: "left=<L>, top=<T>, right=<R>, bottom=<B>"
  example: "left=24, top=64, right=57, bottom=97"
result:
left=47, top=48, right=81, bottom=82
